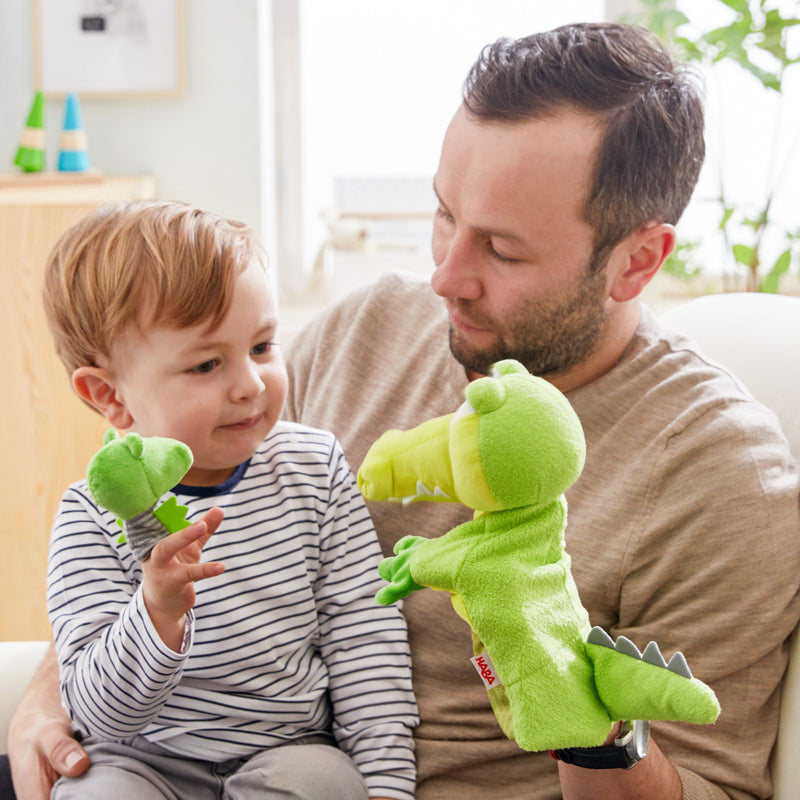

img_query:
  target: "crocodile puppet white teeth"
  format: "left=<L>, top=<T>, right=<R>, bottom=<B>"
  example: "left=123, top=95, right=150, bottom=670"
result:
left=391, top=480, right=452, bottom=505
left=451, top=398, right=477, bottom=426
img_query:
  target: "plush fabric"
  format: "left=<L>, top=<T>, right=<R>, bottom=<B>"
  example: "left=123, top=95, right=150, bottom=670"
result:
left=359, top=359, right=718, bottom=752
left=86, top=430, right=192, bottom=559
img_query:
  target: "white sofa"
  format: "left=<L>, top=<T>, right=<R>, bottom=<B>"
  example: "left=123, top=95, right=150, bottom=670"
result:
left=0, top=639, right=50, bottom=754
left=661, top=292, right=800, bottom=800
left=2, top=292, right=799, bottom=796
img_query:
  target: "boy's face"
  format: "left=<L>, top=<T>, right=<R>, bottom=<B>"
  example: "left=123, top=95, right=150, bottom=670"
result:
left=105, top=258, right=288, bottom=486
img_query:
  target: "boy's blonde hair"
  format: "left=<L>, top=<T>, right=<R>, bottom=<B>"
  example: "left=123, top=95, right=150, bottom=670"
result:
left=43, top=199, right=264, bottom=373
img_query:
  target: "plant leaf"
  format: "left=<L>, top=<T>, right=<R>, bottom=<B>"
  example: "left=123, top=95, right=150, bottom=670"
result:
left=733, top=243, right=756, bottom=266
left=719, top=206, right=736, bottom=229
left=759, top=248, right=792, bottom=293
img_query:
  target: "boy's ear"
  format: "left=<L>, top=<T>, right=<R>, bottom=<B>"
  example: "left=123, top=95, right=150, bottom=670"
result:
left=608, top=223, right=676, bottom=303
left=71, top=367, right=133, bottom=429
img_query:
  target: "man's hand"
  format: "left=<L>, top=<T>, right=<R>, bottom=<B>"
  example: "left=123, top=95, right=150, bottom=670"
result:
left=557, top=734, right=682, bottom=800
left=142, top=506, right=225, bottom=651
left=8, top=646, right=89, bottom=800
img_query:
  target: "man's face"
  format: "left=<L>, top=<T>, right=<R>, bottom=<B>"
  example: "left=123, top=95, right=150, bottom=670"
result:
left=431, top=107, right=612, bottom=384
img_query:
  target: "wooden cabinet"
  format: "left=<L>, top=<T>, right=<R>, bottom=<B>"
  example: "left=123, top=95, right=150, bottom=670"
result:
left=0, top=173, right=156, bottom=640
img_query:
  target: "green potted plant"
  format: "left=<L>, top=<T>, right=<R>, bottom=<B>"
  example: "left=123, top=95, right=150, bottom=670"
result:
left=624, top=0, right=800, bottom=292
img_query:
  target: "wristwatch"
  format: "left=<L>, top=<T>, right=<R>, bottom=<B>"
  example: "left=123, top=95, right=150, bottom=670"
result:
left=550, top=720, right=651, bottom=770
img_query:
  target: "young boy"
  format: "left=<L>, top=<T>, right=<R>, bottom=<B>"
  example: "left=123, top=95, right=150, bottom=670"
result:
left=43, top=200, right=418, bottom=800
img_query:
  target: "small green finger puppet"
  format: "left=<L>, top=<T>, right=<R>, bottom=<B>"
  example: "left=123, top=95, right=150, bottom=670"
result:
left=86, top=430, right=194, bottom=560
left=357, top=359, right=720, bottom=752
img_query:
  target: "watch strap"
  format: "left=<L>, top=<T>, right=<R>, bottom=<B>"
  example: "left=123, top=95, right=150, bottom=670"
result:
left=549, top=744, right=631, bottom=769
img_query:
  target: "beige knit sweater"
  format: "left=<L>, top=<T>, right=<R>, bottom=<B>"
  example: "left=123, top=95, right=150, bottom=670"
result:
left=286, top=273, right=800, bottom=800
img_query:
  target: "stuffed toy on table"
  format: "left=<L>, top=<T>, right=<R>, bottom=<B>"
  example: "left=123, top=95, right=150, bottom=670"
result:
left=86, top=429, right=193, bottom=561
left=357, top=359, right=720, bottom=752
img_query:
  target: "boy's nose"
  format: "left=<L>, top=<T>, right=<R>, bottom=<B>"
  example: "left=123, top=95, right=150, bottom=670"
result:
left=230, top=362, right=265, bottom=401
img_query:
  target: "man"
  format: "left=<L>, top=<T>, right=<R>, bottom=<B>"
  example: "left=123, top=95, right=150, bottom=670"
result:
left=6, top=22, right=800, bottom=800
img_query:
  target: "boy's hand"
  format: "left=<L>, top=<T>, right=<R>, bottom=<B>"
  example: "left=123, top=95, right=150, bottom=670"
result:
left=142, top=506, right=225, bottom=651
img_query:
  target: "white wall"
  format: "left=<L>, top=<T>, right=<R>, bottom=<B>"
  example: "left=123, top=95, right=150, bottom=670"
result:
left=298, top=0, right=606, bottom=278
left=1, top=0, right=276, bottom=266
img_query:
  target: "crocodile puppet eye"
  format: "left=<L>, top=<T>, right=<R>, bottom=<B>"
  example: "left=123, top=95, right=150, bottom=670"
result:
left=491, top=360, right=529, bottom=379
left=465, top=377, right=506, bottom=413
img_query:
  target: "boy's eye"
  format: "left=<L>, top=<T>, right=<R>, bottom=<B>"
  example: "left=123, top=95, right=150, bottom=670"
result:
left=190, top=359, right=218, bottom=375
left=251, top=341, right=275, bottom=357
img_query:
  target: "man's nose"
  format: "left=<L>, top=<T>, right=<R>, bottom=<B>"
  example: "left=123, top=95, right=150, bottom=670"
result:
left=431, top=231, right=482, bottom=300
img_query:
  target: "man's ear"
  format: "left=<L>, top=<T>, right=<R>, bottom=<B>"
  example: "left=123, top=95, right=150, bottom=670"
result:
left=608, top=223, right=676, bottom=303
left=72, top=366, right=133, bottom=429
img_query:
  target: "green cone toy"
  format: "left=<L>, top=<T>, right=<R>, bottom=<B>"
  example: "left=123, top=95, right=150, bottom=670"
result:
left=14, top=91, right=46, bottom=173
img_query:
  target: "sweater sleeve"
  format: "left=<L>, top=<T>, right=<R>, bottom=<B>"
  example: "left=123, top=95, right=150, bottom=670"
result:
left=312, top=439, right=418, bottom=800
left=617, top=403, right=800, bottom=800
left=47, top=485, right=192, bottom=740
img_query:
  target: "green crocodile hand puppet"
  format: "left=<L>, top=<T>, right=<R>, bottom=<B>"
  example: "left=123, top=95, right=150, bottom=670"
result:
left=357, top=359, right=720, bottom=752
left=86, top=429, right=194, bottom=561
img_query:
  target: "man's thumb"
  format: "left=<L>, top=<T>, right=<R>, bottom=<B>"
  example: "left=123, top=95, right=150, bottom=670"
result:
left=48, top=738, right=89, bottom=777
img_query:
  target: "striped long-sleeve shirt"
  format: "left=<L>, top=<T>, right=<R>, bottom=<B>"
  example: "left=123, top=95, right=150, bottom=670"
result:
left=47, top=422, right=418, bottom=800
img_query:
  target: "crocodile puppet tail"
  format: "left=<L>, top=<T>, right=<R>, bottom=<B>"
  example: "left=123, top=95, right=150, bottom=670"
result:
left=585, top=627, right=720, bottom=724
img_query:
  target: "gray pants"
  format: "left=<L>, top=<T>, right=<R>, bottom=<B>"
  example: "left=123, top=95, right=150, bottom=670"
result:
left=51, top=735, right=369, bottom=800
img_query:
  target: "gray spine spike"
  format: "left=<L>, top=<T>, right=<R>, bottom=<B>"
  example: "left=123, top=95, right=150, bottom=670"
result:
left=615, top=636, right=642, bottom=660
left=587, top=626, right=615, bottom=649
left=642, top=641, right=668, bottom=668
left=667, top=651, right=693, bottom=679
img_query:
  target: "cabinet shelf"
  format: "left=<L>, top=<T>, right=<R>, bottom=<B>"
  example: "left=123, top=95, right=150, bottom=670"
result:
left=1, top=173, right=155, bottom=640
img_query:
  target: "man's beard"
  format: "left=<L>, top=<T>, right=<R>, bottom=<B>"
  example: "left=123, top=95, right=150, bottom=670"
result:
left=447, top=262, right=608, bottom=378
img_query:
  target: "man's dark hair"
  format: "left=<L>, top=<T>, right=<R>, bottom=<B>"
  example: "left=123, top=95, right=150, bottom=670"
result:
left=463, top=23, right=705, bottom=265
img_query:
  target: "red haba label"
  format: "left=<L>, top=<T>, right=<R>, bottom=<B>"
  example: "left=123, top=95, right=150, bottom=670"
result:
left=471, top=651, right=502, bottom=689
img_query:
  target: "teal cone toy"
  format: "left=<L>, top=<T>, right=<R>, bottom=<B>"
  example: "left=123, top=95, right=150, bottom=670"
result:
left=58, top=93, right=90, bottom=172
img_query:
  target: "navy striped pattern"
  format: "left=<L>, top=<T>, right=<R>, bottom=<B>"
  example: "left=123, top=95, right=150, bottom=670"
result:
left=48, top=422, right=418, bottom=799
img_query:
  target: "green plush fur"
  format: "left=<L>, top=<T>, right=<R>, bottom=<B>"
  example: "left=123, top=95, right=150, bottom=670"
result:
left=86, top=430, right=193, bottom=558
left=358, top=359, right=720, bottom=752
left=87, top=430, right=193, bottom=521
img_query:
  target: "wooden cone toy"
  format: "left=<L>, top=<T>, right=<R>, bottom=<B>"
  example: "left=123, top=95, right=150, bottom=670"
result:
left=58, top=93, right=90, bottom=172
left=14, top=91, right=46, bottom=173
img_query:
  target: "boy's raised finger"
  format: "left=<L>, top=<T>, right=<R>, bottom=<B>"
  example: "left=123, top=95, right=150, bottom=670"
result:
left=195, top=507, right=224, bottom=547
left=185, top=560, right=225, bottom=583
left=201, top=506, right=225, bottom=530
left=149, top=520, right=209, bottom=565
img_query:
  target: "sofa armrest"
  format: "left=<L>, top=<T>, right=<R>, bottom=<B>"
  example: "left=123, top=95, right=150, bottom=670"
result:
left=771, top=628, right=800, bottom=800
left=0, top=641, right=51, bottom=754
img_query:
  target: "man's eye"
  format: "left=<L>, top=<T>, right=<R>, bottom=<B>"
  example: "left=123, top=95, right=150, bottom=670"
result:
left=488, top=243, right=517, bottom=263
left=190, top=359, right=218, bottom=374
left=251, top=341, right=275, bottom=356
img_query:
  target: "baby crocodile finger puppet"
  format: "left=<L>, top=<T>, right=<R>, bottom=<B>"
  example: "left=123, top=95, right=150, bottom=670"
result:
left=357, top=359, right=720, bottom=752
left=86, top=430, right=194, bottom=561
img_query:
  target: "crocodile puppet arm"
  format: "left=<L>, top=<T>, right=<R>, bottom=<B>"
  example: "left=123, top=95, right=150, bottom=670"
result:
left=86, top=430, right=194, bottom=561
left=358, top=359, right=720, bottom=752
left=375, top=535, right=427, bottom=604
